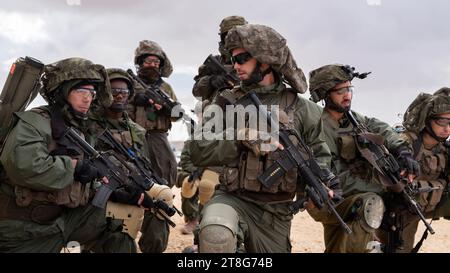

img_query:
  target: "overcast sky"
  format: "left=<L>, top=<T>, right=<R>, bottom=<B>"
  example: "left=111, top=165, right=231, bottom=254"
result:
left=1, top=0, right=449, bottom=141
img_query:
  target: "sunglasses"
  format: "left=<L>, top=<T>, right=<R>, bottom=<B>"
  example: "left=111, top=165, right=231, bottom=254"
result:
left=111, top=88, right=130, bottom=96
left=72, top=88, right=97, bottom=99
left=432, top=117, right=450, bottom=127
left=330, top=86, right=354, bottom=95
left=231, top=52, right=252, bottom=65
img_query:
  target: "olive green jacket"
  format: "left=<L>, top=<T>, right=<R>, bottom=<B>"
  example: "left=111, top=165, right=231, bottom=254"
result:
left=321, top=109, right=409, bottom=196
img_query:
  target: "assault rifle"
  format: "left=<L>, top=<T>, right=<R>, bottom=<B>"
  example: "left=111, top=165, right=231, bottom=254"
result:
left=345, top=111, right=435, bottom=242
left=245, top=91, right=352, bottom=234
left=63, top=127, right=177, bottom=225
left=203, top=54, right=240, bottom=86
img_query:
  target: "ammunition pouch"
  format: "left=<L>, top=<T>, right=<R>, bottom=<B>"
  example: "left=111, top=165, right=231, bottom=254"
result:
left=0, top=192, right=63, bottom=224
left=338, top=135, right=357, bottom=161
left=416, top=179, right=445, bottom=213
left=105, top=201, right=144, bottom=239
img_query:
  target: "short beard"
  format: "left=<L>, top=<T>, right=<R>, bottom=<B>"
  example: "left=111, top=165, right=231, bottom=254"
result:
left=138, top=66, right=160, bottom=83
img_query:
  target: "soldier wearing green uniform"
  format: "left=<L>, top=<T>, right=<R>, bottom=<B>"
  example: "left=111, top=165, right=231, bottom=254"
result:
left=307, top=64, right=419, bottom=253
left=127, top=40, right=179, bottom=253
left=189, top=24, right=338, bottom=253
left=0, top=58, right=135, bottom=252
left=179, top=16, right=249, bottom=236
left=86, top=68, right=174, bottom=252
left=378, top=88, right=450, bottom=252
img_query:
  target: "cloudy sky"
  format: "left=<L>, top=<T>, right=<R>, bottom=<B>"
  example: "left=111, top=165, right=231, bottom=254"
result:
left=1, top=0, right=449, bottom=141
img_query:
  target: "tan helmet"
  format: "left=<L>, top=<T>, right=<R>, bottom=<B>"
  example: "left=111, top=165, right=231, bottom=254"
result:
left=106, top=68, right=135, bottom=98
left=225, top=24, right=307, bottom=93
left=403, top=87, right=450, bottom=133
left=40, top=57, right=112, bottom=107
left=134, top=40, right=173, bottom=78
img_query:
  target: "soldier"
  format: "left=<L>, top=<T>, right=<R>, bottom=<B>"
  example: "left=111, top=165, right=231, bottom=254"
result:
left=378, top=88, right=450, bottom=252
left=307, top=64, right=419, bottom=252
left=192, top=15, right=248, bottom=102
left=189, top=24, right=337, bottom=253
left=0, top=58, right=137, bottom=252
left=177, top=15, right=248, bottom=239
left=86, top=68, right=174, bottom=252
left=127, top=40, right=178, bottom=252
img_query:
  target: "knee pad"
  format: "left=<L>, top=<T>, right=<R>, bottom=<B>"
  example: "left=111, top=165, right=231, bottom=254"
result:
left=198, top=170, right=220, bottom=205
left=360, top=193, right=385, bottom=230
left=181, top=176, right=199, bottom=199
left=199, top=203, right=238, bottom=253
left=146, top=184, right=174, bottom=220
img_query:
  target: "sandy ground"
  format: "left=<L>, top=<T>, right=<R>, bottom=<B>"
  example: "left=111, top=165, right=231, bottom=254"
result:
left=164, top=188, right=450, bottom=253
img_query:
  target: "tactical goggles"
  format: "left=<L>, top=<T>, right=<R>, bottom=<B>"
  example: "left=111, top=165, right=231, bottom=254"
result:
left=111, top=88, right=130, bottom=96
left=231, top=52, right=252, bottom=65
left=143, top=56, right=161, bottom=66
left=72, top=87, right=97, bottom=99
left=432, top=117, right=450, bottom=127
left=330, top=86, right=354, bottom=95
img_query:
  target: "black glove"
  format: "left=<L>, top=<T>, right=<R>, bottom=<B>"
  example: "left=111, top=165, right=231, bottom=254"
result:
left=209, top=75, right=230, bottom=91
left=134, top=93, right=151, bottom=107
left=188, top=169, right=203, bottom=182
left=327, top=176, right=343, bottom=203
left=110, top=184, right=155, bottom=209
left=74, top=159, right=103, bottom=184
left=396, top=148, right=420, bottom=177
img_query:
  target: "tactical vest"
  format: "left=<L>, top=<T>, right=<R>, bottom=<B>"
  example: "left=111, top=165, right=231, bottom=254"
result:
left=405, top=132, right=448, bottom=212
left=129, top=81, right=173, bottom=132
left=221, top=88, right=299, bottom=201
left=1, top=108, right=91, bottom=216
left=329, top=115, right=376, bottom=182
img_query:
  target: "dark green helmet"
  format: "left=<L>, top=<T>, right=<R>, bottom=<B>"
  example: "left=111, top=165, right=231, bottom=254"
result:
left=309, top=64, right=371, bottom=102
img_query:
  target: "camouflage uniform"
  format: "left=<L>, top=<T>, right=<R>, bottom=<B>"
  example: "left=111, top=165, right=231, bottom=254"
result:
left=127, top=40, right=178, bottom=253
left=0, top=58, right=137, bottom=252
left=307, top=64, right=416, bottom=253
left=190, top=24, right=332, bottom=253
left=377, top=88, right=450, bottom=252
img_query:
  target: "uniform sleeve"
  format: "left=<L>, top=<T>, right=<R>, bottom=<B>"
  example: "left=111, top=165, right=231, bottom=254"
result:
left=361, top=113, right=411, bottom=153
left=179, top=140, right=196, bottom=173
left=188, top=103, right=240, bottom=167
left=0, top=116, right=75, bottom=192
left=294, top=98, right=332, bottom=168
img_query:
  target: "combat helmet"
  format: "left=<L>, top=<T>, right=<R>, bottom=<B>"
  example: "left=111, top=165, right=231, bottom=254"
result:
left=40, top=57, right=112, bottom=108
left=225, top=24, right=307, bottom=93
left=218, top=15, right=248, bottom=58
left=134, top=40, right=173, bottom=78
left=106, top=68, right=135, bottom=98
left=403, top=87, right=450, bottom=134
left=309, top=64, right=371, bottom=103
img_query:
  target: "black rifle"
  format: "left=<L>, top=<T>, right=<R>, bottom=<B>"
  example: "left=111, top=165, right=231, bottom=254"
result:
left=345, top=111, right=435, bottom=247
left=203, top=54, right=240, bottom=86
left=63, top=127, right=177, bottom=225
left=127, top=69, right=183, bottom=119
left=245, top=91, right=352, bottom=234
left=99, top=129, right=183, bottom=222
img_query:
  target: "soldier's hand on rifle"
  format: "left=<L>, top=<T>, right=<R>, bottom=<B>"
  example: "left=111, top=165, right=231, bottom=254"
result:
left=148, top=99, right=162, bottom=111
left=238, top=128, right=284, bottom=156
left=327, top=176, right=343, bottom=203
left=397, top=148, right=420, bottom=182
left=74, top=159, right=108, bottom=184
left=210, top=75, right=232, bottom=90
left=110, top=184, right=152, bottom=208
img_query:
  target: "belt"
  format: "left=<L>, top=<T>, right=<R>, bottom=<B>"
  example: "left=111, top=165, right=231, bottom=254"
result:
left=0, top=192, right=63, bottom=225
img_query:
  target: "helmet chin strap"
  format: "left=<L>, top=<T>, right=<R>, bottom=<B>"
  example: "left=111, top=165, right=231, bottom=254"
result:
left=108, top=102, right=127, bottom=113
left=425, top=123, right=448, bottom=143
left=325, top=96, right=350, bottom=113
left=242, top=62, right=272, bottom=86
